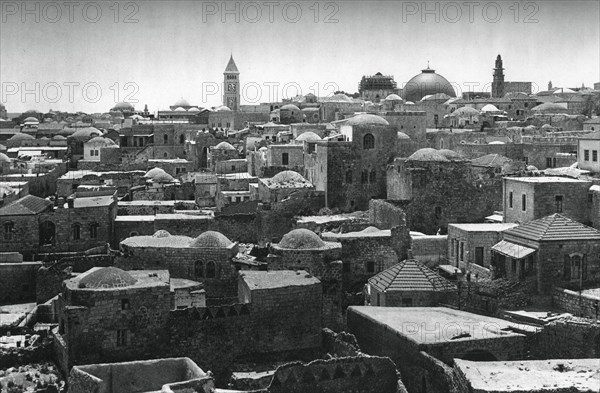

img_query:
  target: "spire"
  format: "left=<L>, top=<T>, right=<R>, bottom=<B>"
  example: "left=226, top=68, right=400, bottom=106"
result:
left=224, top=54, right=239, bottom=73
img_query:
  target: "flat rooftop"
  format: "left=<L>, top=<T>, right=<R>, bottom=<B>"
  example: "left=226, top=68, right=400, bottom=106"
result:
left=240, top=270, right=320, bottom=290
left=455, top=358, right=600, bottom=393
left=448, top=223, right=518, bottom=232
left=504, top=176, right=590, bottom=183
left=349, top=307, right=534, bottom=345
left=322, top=226, right=391, bottom=239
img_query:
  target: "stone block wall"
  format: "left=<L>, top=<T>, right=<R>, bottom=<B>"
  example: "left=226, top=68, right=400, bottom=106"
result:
left=528, top=317, right=600, bottom=359
left=0, top=262, right=41, bottom=304
left=552, top=288, right=600, bottom=320
left=410, top=235, right=447, bottom=267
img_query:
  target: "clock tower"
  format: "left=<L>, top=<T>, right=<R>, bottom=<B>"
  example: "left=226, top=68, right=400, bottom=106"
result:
left=223, top=54, right=240, bottom=111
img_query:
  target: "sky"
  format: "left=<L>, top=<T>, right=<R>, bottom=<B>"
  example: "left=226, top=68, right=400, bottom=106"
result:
left=1, top=0, right=599, bottom=114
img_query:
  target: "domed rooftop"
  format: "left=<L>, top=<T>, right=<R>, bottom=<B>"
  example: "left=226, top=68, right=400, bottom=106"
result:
left=405, top=101, right=415, bottom=105
left=8, top=133, right=35, bottom=141
left=153, top=230, right=171, bottom=238
left=187, top=107, right=200, bottom=112
left=87, top=136, right=117, bottom=146
left=0, top=153, right=10, bottom=163
left=280, top=104, right=300, bottom=111
left=174, top=107, right=187, bottom=112
left=71, top=127, right=101, bottom=140
left=331, top=93, right=353, bottom=102
left=214, top=141, right=236, bottom=150
left=346, top=114, right=389, bottom=126
left=215, top=105, right=231, bottom=112
left=295, top=131, right=321, bottom=142
left=112, top=102, right=135, bottom=111
left=271, top=170, right=307, bottom=184
left=421, top=93, right=452, bottom=102
left=23, top=116, right=39, bottom=123
left=397, top=132, right=410, bottom=140
left=78, top=267, right=137, bottom=289
left=403, top=67, right=456, bottom=102
left=174, top=98, right=190, bottom=107
left=385, top=94, right=403, bottom=101
left=481, top=104, right=500, bottom=112
left=278, top=229, right=325, bottom=250
left=144, top=167, right=174, bottom=183
left=407, top=148, right=449, bottom=162
left=452, top=106, right=480, bottom=116
left=553, top=88, right=576, bottom=95
left=531, top=103, right=568, bottom=114
left=190, top=231, right=233, bottom=248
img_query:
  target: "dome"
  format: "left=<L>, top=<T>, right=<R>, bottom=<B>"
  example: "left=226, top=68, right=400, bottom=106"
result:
left=187, top=107, right=200, bottom=112
left=78, top=267, right=137, bottom=289
left=152, top=230, right=171, bottom=238
left=331, top=93, right=353, bottom=102
left=52, top=135, right=67, bottom=141
left=0, top=153, right=10, bottom=163
left=397, top=132, right=410, bottom=140
left=174, top=107, right=187, bottom=112
left=295, top=131, right=321, bottom=142
left=190, top=231, right=233, bottom=248
left=407, top=148, right=449, bottom=162
left=112, top=102, right=135, bottom=111
left=531, top=103, right=568, bottom=114
left=481, top=104, right=500, bottom=112
left=278, top=229, right=325, bottom=250
left=23, top=116, right=39, bottom=123
left=8, top=133, right=35, bottom=141
left=214, top=141, right=235, bottom=150
left=405, top=101, right=415, bottom=105
left=271, top=170, right=306, bottom=184
left=144, top=167, right=174, bottom=183
left=216, top=106, right=231, bottom=112
left=553, top=88, right=576, bottom=95
left=420, top=93, right=451, bottom=102
left=87, top=136, right=117, bottom=146
left=346, top=114, right=389, bottom=126
left=452, top=106, right=480, bottom=116
left=71, top=127, right=102, bottom=140
left=403, top=67, right=456, bottom=102
left=174, top=98, right=190, bottom=107
left=541, top=124, right=555, bottom=130
left=385, top=94, right=403, bottom=101
left=280, top=104, right=300, bottom=111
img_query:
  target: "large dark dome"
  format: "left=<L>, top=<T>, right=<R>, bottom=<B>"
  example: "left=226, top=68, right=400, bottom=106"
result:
left=403, top=67, right=456, bottom=102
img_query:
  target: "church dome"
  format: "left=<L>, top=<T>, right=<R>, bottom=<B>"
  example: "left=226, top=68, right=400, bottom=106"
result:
left=295, top=131, right=321, bottom=142
left=153, top=230, right=171, bottom=238
left=78, top=267, right=137, bottom=289
left=0, top=153, right=10, bottom=163
left=271, top=170, right=306, bottom=184
left=8, top=133, right=35, bottom=141
left=190, top=231, right=233, bottom=248
left=71, top=127, right=102, bottom=140
left=278, top=229, right=325, bottom=250
left=174, top=98, right=190, bottom=107
left=385, top=94, right=403, bottom=101
left=280, top=104, right=300, bottom=112
left=403, top=67, right=456, bottom=102
left=346, top=114, right=389, bottom=126
left=112, top=102, right=135, bottom=112
left=214, top=141, right=236, bottom=150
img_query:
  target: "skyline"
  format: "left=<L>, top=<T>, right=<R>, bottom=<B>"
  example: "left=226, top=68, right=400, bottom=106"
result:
left=1, top=0, right=599, bottom=113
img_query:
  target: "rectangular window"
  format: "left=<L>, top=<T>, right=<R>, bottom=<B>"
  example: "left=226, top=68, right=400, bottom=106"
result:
left=282, top=152, right=289, bottom=166
left=475, top=247, right=484, bottom=266
left=116, top=329, right=127, bottom=346
left=546, top=157, right=553, bottom=168
left=522, top=194, right=527, bottom=211
left=460, top=242, right=464, bottom=261
left=121, top=299, right=130, bottom=310
left=555, top=195, right=563, bottom=213
left=584, top=150, right=590, bottom=161
left=509, top=191, right=513, bottom=208
left=594, top=150, right=598, bottom=162
left=511, top=259, right=517, bottom=274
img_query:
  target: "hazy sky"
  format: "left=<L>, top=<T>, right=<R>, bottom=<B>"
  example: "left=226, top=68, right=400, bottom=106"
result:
left=1, top=0, right=599, bottom=113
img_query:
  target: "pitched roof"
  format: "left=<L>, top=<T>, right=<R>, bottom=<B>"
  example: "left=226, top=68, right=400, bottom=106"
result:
left=224, top=55, right=239, bottom=73
left=368, top=259, right=456, bottom=293
left=0, top=195, right=53, bottom=216
left=503, top=214, right=600, bottom=241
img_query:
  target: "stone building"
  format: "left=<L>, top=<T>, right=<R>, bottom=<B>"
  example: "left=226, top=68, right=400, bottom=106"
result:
left=491, top=213, right=600, bottom=294
left=117, top=230, right=239, bottom=302
left=348, top=306, right=528, bottom=393
left=367, top=259, right=456, bottom=307
left=258, top=170, right=315, bottom=203
left=208, top=141, right=239, bottom=170
left=387, top=148, right=502, bottom=234
left=358, top=72, right=400, bottom=102
left=447, top=223, right=518, bottom=280
left=502, top=177, right=592, bottom=225
left=82, top=136, right=119, bottom=162
left=577, top=130, right=600, bottom=172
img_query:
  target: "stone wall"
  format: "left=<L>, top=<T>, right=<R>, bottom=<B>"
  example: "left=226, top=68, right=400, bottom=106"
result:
left=552, top=288, right=600, bottom=320
left=0, top=262, right=41, bottom=304
left=528, top=317, right=600, bottom=359
left=410, top=235, right=447, bottom=267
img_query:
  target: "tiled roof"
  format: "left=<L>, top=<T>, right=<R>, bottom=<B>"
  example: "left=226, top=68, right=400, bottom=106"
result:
left=0, top=195, right=53, bottom=216
left=368, top=259, right=456, bottom=293
left=503, top=214, right=600, bottom=242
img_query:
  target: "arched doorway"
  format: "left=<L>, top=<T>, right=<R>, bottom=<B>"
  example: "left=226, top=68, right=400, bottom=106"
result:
left=459, top=349, right=498, bottom=361
left=39, top=221, right=56, bottom=246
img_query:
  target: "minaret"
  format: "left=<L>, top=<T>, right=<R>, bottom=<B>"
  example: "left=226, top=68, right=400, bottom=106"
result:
left=548, top=81, right=553, bottom=90
left=492, top=54, right=505, bottom=98
left=223, top=54, right=240, bottom=111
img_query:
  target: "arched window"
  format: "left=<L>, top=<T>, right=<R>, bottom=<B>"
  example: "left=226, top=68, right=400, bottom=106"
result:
left=345, top=170, right=353, bottom=184
left=195, top=261, right=204, bottom=278
left=89, top=223, right=99, bottom=239
left=363, top=133, right=375, bottom=149
left=3, top=221, right=15, bottom=241
left=163, top=152, right=168, bottom=158
left=369, top=170, right=377, bottom=183
left=206, top=261, right=216, bottom=278
left=129, top=231, right=139, bottom=237
left=71, top=223, right=81, bottom=240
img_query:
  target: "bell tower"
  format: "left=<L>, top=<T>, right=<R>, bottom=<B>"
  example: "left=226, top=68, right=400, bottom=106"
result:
left=492, top=54, right=505, bottom=98
left=223, top=54, right=240, bottom=111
